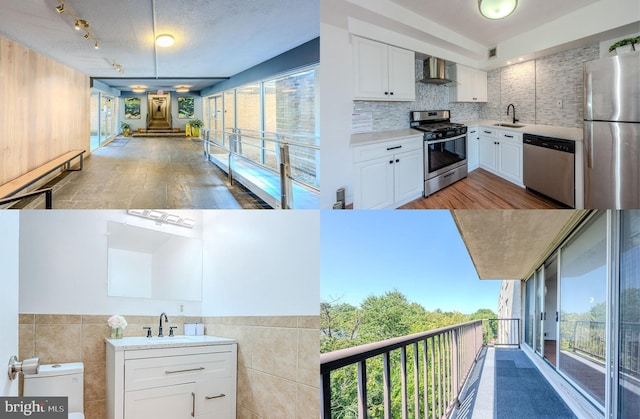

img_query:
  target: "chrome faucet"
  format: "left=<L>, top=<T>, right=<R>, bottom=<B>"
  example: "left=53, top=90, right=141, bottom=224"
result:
left=506, top=104, right=518, bottom=124
left=158, top=312, right=169, bottom=337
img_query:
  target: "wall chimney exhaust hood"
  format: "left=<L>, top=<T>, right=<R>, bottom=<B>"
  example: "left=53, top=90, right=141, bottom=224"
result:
left=420, top=57, right=453, bottom=85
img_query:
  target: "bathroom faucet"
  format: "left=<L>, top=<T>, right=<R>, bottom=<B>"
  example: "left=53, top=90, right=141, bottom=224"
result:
left=506, top=104, right=518, bottom=124
left=158, top=312, right=169, bottom=337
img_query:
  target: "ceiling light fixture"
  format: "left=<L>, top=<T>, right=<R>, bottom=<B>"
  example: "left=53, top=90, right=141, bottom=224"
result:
left=156, top=34, right=175, bottom=47
left=55, top=0, right=100, bottom=50
left=175, top=86, right=190, bottom=93
left=127, top=210, right=196, bottom=229
left=132, top=86, right=146, bottom=93
left=112, top=60, right=125, bottom=74
left=478, top=0, right=517, bottom=20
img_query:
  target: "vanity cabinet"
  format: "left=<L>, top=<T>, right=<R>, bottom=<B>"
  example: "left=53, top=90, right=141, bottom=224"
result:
left=106, top=338, right=237, bottom=419
left=478, top=128, right=523, bottom=186
left=352, top=36, right=415, bottom=101
left=353, top=134, right=423, bottom=209
left=449, top=64, right=487, bottom=102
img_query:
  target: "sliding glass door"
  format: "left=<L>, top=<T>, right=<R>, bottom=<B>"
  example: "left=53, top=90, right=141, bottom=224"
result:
left=558, top=212, right=607, bottom=408
left=618, top=210, right=640, bottom=418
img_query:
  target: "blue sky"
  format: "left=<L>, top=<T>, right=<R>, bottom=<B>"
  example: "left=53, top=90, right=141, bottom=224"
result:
left=321, top=210, right=502, bottom=313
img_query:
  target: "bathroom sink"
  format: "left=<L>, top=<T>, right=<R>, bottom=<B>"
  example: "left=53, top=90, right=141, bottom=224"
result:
left=494, top=123, right=525, bottom=128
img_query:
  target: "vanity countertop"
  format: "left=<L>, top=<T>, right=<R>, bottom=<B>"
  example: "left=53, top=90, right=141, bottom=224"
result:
left=105, top=335, right=237, bottom=351
left=464, top=120, right=583, bottom=142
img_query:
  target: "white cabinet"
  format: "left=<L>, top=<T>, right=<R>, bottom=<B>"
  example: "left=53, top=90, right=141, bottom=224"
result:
left=353, top=36, right=415, bottom=101
left=478, top=128, right=523, bottom=186
left=106, top=338, right=237, bottom=419
left=449, top=64, right=487, bottom=102
left=497, top=131, right=523, bottom=185
left=467, top=126, right=479, bottom=171
left=353, top=135, right=423, bottom=209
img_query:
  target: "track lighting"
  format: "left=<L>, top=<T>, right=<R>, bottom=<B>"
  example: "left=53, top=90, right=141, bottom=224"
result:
left=55, top=1, right=99, bottom=51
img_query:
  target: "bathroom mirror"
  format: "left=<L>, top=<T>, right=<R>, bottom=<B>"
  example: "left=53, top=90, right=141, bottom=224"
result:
left=107, top=221, right=203, bottom=301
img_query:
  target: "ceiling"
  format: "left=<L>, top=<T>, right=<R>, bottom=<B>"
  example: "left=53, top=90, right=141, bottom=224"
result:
left=389, top=0, right=601, bottom=47
left=0, top=0, right=319, bottom=93
left=451, top=210, right=589, bottom=280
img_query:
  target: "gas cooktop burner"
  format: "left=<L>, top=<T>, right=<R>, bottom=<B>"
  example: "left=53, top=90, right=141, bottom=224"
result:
left=410, top=110, right=467, bottom=140
left=413, top=122, right=465, bottom=133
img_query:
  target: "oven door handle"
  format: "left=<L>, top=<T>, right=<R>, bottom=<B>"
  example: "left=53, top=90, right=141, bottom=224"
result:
left=425, top=133, right=467, bottom=145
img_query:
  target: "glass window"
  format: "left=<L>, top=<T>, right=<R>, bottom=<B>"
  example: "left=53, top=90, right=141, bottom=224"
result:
left=558, top=213, right=607, bottom=407
left=223, top=90, right=235, bottom=133
left=90, top=92, right=100, bottom=151
left=235, top=84, right=262, bottom=164
left=619, top=210, right=640, bottom=418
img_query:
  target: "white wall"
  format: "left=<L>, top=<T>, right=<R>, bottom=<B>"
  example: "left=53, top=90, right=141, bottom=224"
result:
left=0, top=212, right=19, bottom=396
left=19, top=211, right=203, bottom=316
left=201, top=211, right=320, bottom=316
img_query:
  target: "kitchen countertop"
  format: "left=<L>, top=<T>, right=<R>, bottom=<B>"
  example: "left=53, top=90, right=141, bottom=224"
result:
left=350, top=128, right=422, bottom=147
left=465, top=120, right=583, bottom=142
left=105, top=335, right=237, bottom=351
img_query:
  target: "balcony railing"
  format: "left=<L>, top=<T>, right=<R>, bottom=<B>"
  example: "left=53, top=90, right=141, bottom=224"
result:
left=320, top=318, right=522, bottom=419
left=202, top=127, right=319, bottom=209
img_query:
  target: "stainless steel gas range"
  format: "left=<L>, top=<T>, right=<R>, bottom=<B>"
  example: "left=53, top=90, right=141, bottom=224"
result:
left=410, top=110, right=468, bottom=196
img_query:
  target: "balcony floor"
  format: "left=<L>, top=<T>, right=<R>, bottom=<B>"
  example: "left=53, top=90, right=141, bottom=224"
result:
left=454, top=347, right=577, bottom=419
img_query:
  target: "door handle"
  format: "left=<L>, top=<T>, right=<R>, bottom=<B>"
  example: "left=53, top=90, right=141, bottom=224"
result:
left=556, top=312, right=559, bottom=322
left=386, top=145, right=402, bottom=151
left=543, top=312, right=546, bottom=320
left=191, top=392, right=195, bottom=417
left=165, top=367, right=205, bottom=374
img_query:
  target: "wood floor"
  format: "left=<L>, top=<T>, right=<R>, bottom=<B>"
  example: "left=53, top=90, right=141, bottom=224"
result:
left=400, top=168, right=567, bottom=209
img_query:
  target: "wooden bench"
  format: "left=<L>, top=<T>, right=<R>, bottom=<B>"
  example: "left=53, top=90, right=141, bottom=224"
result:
left=0, top=150, right=86, bottom=204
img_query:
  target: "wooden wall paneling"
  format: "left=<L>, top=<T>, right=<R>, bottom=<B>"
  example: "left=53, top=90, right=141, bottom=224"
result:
left=0, top=35, right=90, bottom=187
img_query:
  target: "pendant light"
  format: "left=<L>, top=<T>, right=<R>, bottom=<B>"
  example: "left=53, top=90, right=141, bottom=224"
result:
left=478, top=0, right=518, bottom=20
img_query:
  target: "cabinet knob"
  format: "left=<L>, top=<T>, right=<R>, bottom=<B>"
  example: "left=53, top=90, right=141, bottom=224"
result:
left=390, top=92, right=394, bottom=95
left=384, top=92, right=389, bottom=95
left=395, top=159, right=399, bottom=163
left=389, top=160, right=393, bottom=164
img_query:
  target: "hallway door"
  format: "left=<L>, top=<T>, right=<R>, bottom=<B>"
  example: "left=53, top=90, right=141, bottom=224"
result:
left=148, top=92, right=171, bottom=129
left=0, top=212, right=20, bottom=396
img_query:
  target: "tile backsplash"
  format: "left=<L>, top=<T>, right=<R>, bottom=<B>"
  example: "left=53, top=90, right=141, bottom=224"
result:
left=19, top=314, right=319, bottom=419
left=355, top=43, right=600, bottom=133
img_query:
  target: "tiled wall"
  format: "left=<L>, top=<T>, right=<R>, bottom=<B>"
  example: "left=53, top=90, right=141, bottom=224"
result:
left=353, top=60, right=482, bottom=132
left=480, top=43, right=600, bottom=128
left=201, top=316, right=319, bottom=419
left=19, top=314, right=318, bottom=419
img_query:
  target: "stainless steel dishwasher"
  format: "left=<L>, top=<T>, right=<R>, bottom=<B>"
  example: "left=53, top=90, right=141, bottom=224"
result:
left=523, top=134, right=575, bottom=207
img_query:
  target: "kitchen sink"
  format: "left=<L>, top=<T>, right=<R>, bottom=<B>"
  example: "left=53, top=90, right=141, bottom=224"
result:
left=494, top=123, right=525, bottom=128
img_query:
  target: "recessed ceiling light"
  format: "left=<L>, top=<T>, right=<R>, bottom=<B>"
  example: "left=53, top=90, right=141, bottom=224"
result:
left=156, top=34, right=174, bottom=47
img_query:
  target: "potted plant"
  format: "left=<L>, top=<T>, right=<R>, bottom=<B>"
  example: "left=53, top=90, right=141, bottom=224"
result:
left=189, top=118, right=204, bottom=138
left=120, top=121, right=132, bottom=137
left=608, top=36, right=640, bottom=54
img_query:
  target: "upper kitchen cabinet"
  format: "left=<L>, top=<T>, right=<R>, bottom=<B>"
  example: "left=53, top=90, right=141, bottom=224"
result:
left=352, top=36, right=415, bottom=101
left=449, top=64, right=487, bottom=102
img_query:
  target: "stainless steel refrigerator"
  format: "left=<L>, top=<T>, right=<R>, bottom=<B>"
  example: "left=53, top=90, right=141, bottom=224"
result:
left=584, top=52, right=640, bottom=209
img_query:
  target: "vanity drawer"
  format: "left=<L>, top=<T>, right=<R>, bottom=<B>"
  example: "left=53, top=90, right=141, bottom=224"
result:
left=125, top=352, right=233, bottom=391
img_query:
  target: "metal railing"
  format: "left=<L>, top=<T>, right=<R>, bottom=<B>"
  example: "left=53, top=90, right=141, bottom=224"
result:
left=568, top=320, right=640, bottom=377
left=483, top=318, right=521, bottom=347
left=201, top=127, right=319, bottom=209
left=0, top=188, right=53, bottom=209
left=320, top=320, right=484, bottom=419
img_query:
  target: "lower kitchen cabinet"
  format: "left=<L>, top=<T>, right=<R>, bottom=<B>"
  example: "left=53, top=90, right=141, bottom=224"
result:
left=353, top=134, right=423, bottom=209
left=106, top=339, right=237, bottom=419
left=478, top=128, right=523, bottom=186
left=467, top=126, right=479, bottom=171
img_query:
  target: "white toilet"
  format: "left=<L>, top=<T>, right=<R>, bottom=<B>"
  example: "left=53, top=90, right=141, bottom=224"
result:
left=23, top=362, right=85, bottom=419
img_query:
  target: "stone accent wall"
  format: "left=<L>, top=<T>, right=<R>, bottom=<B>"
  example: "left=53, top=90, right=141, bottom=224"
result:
left=481, top=44, right=600, bottom=128
left=353, top=59, right=482, bottom=132
left=19, top=314, right=319, bottom=419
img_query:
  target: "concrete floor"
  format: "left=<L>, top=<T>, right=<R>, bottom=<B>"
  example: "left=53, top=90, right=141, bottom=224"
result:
left=21, top=137, right=270, bottom=209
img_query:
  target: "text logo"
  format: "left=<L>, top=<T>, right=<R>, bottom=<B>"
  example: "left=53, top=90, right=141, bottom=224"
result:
left=0, top=398, right=67, bottom=418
